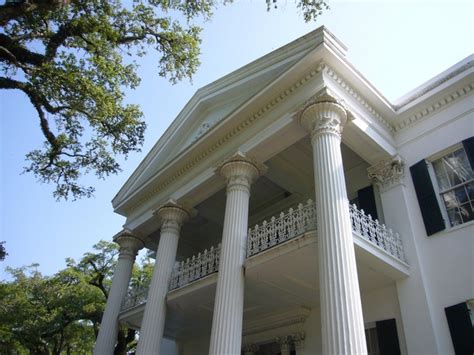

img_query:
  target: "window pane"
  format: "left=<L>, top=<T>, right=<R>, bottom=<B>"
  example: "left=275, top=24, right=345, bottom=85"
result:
left=455, top=186, right=468, bottom=204
left=467, top=182, right=474, bottom=200
left=433, top=147, right=474, bottom=227
left=459, top=202, right=474, bottom=224
left=443, top=191, right=458, bottom=209
left=447, top=208, right=462, bottom=226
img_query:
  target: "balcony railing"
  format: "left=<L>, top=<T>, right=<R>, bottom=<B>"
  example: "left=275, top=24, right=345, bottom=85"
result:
left=247, top=200, right=317, bottom=257
left=247, top=199, right=406, bottom=262
left=349, top=204, right=406, bottom=262
left=169, top=244, right=221, bottom=291
left=121, top=200, right=406, bottom=311
left=122, top=284, right=148, bottom=311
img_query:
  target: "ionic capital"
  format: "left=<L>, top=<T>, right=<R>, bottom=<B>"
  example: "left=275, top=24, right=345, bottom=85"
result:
left=300, top=101, right=347, bottom=141
left=219, top=152, right=263, bottom=194
left=114, top=230, right=144, bottom=261
left=367, top=155, right=405, bottom=191
left=154, top=200, right=190, bottom=235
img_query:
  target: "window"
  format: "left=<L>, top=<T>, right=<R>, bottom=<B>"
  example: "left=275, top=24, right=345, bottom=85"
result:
left=364, top=319, right=401, bottom=355
left=410, top=137, right=474, bottom=236
left=431, top=147, right=474, bottom=226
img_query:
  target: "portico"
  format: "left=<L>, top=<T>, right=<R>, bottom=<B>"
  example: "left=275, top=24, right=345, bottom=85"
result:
left=98, top=93, right=410, bottom=353
left=94, top=26, right=474, bottom=355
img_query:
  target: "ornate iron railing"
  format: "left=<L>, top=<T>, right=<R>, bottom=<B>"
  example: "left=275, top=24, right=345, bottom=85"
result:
left=122, top=284, right=148, bottom=311
left=247, top=200, right=406, bottom=263
left=169, top=244, right=221, bottom=290
left=247, top=199, right=317, bottom=257
left=349, top=204, right=406, bottom=262
left=121, top=200, right=407, bottom=312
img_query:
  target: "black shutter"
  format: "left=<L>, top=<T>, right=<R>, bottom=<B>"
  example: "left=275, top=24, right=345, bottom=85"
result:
left=409, top=160, right=445, bottom=236
left=358, top=185, right=378, bottom=220
left=462, top=137, right=474, bottom=170
left=445, top=302, right=474, bottom=355
left=376, top=318, right=401, bottom=355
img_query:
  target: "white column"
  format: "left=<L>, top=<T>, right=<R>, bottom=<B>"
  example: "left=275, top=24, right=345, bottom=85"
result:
left=136, top=201, right=189, bottom=355
left=209, top=153, right=260, bottom=355
left=300, top=101, right=367, bottom=355
left=94, top=231, right=143, bottom=355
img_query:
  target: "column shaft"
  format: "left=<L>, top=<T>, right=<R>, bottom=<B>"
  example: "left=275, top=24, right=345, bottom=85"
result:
left=136, top=205, right=188, bottom=355
left=209, top=157, right=259, bottom=355
left=94, top=235, right=142, bottom=355
left=301, top=101, right=367, bottom=355
left=313, top=133, right=367, bottom=354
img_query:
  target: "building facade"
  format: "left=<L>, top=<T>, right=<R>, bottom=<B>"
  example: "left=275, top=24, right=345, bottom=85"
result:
left=94, top=27, right=474, bottom=355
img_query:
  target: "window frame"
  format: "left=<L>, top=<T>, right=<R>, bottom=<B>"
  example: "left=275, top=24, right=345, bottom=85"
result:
left=427, top=143, right=474, bottom=228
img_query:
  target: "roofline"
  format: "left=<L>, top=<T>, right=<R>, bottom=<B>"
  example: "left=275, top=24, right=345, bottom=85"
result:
left=392, top=54, right=474, bottom=110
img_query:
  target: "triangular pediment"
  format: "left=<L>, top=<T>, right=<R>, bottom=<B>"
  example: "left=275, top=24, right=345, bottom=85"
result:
left=112, top=27, right=362, bottom=213
left=113, top=28, right=339, bottom=209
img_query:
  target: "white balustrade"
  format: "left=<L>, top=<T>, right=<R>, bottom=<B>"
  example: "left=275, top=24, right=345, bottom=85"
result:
left=122, top=284, right=149, bottom=311
left=247, top=200, right=406, bottom=263
left=169, top=244, right=221, bottom=290
left=121, top=203, right=406, bottom=312
left=247, top=199, right=317, bottom=256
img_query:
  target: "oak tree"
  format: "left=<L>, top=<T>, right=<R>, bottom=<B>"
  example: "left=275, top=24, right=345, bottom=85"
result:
left=0, top=0, right=328, bottom=200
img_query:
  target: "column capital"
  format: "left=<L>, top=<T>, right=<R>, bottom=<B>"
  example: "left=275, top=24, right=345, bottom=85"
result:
left=368, top=155, right=405, bottom=191
left=114, top=229, right=144, bottom=261
left=300, top=101, right=347, bottom=141
left=276, top=335, right=292, bottom=351
left=154, top=200, right=190, bottom=234
left=291, top=332, right=306, bottom=350
left=219, top=152, right=263, bottom=193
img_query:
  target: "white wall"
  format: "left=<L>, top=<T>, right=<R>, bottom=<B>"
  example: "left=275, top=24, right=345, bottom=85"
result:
left=361, top=285, right=407, bottom=355
left=393, top=93, right=474, bottom=354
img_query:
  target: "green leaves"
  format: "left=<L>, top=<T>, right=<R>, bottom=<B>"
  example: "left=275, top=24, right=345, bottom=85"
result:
left=0, top=0, right=212, bottom=200
left=0, top=0, right=328, bottom=200
left=0, top=240, right=153, bottom=354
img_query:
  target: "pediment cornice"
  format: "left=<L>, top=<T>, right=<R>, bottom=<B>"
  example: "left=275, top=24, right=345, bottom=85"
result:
left=117, top=63, right=326, bottom=215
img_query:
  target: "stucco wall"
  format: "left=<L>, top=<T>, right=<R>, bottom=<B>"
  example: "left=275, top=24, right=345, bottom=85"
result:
left=394, top=93, right=474, bottom=354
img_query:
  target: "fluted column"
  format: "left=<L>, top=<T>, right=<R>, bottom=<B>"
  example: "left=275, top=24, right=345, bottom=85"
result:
left=300, top=101, right=367, bottom=354
left=94, top=231, right=143, bottom=355
left=136, top=201, right=189, bottom=355
left=209, top=153, right=260, bottom=355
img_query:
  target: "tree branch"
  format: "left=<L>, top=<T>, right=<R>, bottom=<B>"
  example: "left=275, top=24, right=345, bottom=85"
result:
left=0, top=33, right=45, bottom=66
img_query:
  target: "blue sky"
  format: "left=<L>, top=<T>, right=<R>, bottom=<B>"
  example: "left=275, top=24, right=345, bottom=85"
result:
left=1, top=1, right=473, bottom=278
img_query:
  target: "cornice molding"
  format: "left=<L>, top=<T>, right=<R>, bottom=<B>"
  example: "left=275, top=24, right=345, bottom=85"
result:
left=321, top=63, right=394, bottom=132
left=393, top=82, right=474, bottom=132
left=122, top=64, right=324, bottom=215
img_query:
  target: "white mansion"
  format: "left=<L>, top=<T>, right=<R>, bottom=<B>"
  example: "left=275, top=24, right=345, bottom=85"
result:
left=94, top=27, right=474, bottom=355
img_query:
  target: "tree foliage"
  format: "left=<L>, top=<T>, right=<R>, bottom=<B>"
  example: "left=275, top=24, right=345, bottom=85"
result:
left=0, top=241, right=6, bottom=261
left=0, top=0, right=328, bottom=200
left=0, top=240, right=153, bottom=354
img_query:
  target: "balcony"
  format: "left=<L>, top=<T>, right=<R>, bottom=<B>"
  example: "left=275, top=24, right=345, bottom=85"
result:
left=121, top=201, right=408, bottom=313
